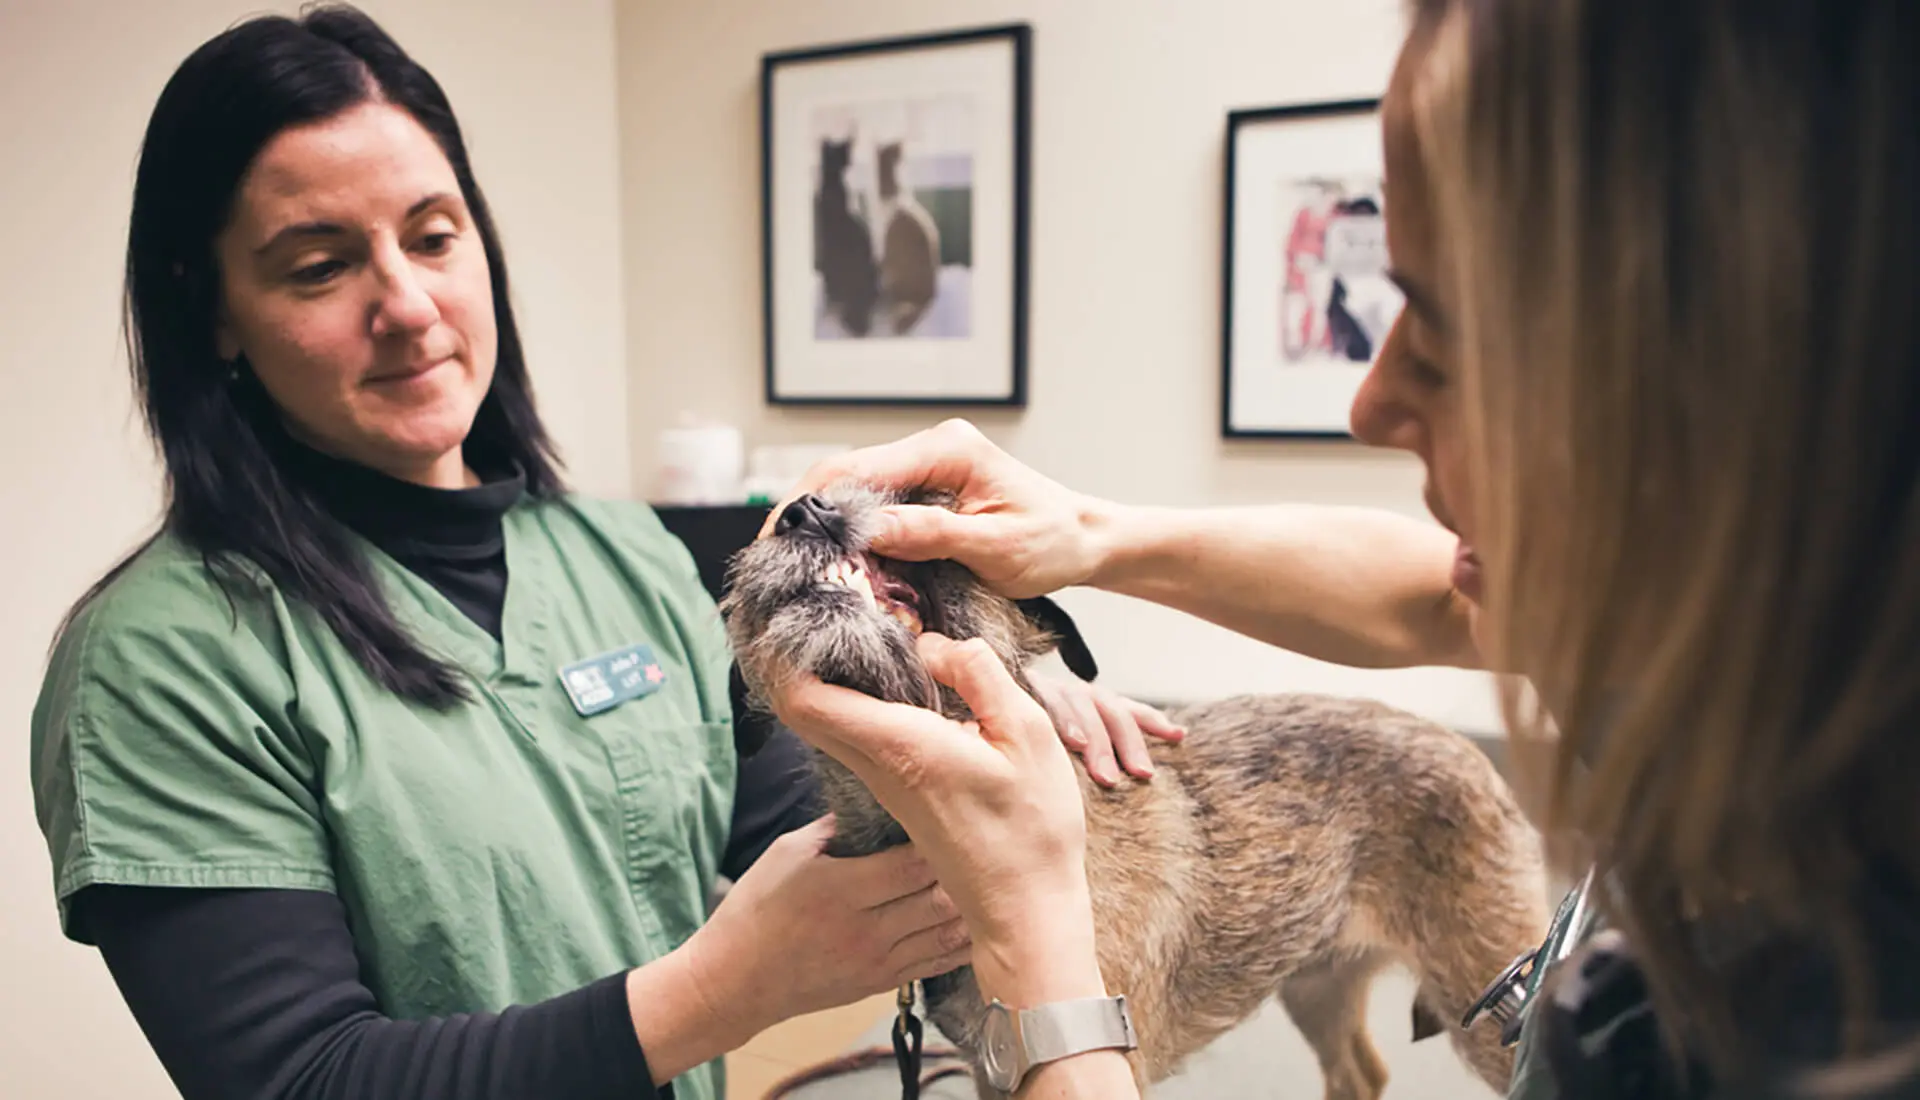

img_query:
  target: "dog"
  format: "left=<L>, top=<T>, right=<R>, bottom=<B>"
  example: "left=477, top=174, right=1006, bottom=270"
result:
left=815, top=136, right=879, bottom=336
left=722, top=483, right=1549, bottom=1099
left=873, top=141, right=941, bottom=335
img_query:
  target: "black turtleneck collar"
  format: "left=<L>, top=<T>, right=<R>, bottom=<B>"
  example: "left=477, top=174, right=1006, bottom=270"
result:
left=279, top=437, right=527, bottom=640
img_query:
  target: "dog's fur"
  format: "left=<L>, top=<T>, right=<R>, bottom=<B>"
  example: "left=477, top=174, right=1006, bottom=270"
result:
left=722, top=483, right=1548, bottom=1099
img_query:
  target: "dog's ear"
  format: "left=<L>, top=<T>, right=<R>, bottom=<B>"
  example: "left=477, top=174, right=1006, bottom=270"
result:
left=1015, top=596, right=1100, bottom=682
left=1411, top=1001, right=1445, bottom=1043
left=729, top=662, right=776, bottom=759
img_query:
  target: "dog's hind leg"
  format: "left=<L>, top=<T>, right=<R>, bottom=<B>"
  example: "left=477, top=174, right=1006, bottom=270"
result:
left=1397, top=857, right=1549, bottom=1093
left=1279, top=951, right=1390, bottom=1100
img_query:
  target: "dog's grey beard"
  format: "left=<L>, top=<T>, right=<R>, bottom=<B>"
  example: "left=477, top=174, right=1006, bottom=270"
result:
left=722, top=485, right=1053, bottom=859
left=739, top=596, right=943, bottom=857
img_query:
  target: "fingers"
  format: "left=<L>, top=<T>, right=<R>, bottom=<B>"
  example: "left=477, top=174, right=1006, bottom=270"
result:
left=842, top=843, right=940, bottom=908
left=1029, top=676, right=1088, bottom=751
left=896, top=941, right=975, bottom=985
left=1128, top=698, right=1187, bottom=743
left=916, top=634, right=1051, bottom=751
left=886, top=916, right=973, bottom=981
left=795, top=418, right=993, bottom=500
left=870, top=881, right=962, bottom=942
left=873, top=880, right=971, bottom=982
left=1093, top=689, right=1154, bottom=781
left=787, top=813, right=840, bottom=850
left=1062, top=684, right=1120, bottom=787
left=865, top=503, right=991, bottom=564
left=756, top=419, right=1001, bottom=543
left=770, top=676, right=958, bottom=789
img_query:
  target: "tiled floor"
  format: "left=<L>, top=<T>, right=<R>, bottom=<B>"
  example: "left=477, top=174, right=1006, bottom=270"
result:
left=726, top=993, right=899, bottom=1099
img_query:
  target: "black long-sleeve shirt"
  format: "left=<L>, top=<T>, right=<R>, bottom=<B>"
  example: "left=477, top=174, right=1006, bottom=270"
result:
left=72, top=445, right=820, bottom=1099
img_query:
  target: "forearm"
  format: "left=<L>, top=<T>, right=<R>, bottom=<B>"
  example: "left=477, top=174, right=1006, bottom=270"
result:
left=1085, top=502, right=1478, bottom=670
left=624, top=940, right=762, bottom=1085
left=969, top=882, right=1143, bottom=1100
left=83, top=886, right=661, bottom=1100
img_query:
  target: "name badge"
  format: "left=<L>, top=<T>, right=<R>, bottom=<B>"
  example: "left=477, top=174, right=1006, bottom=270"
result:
left=559, top=643, right=667, bottom=717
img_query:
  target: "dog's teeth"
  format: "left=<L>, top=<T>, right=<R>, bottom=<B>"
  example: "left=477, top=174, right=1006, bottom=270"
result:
left=848, top=568, right=876, bottom=608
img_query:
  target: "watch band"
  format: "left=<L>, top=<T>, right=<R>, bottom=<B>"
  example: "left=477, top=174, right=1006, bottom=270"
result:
left=1019, top=995, right=1138, bottom=1067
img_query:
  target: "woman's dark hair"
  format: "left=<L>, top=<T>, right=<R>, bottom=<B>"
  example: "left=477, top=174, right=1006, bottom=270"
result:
left=78, top=2, right=564, bottom=706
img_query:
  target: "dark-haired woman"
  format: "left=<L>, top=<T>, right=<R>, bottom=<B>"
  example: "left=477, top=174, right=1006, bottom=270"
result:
left=25, top=7, right=1174, bottom=1099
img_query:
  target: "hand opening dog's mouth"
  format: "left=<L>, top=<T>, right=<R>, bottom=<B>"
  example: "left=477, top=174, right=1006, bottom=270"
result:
left=819, top=552, right=926, bottom=635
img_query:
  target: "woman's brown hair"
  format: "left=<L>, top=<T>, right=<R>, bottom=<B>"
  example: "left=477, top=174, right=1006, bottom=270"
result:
left=1408, top=0, right=1918, bottom=1085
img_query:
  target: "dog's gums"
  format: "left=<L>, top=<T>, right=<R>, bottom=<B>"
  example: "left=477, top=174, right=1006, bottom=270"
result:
left=819, top=553, right=924, bottom=635
left=722, top=482, right=1549, bottom=1100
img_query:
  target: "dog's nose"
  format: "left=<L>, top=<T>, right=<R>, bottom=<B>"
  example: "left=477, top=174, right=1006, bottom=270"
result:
left=774, top=494, right=844, bottom=541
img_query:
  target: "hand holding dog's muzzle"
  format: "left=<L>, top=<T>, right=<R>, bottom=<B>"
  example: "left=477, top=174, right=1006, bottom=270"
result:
left=768, top=632, right=1097, bottom=951
left=755, top=419, right=1112, bottom=600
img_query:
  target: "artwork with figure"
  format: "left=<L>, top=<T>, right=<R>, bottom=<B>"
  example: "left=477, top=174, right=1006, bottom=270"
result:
left=811, top=96, right=974, bottom=340
left=1224, top=100, right=1392, bottom=434
left=1277, top=178, right=1400, bottom=366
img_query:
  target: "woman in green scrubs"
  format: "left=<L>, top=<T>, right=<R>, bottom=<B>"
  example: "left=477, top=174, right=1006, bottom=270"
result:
left=26, top=8, right=1176, bottom=1099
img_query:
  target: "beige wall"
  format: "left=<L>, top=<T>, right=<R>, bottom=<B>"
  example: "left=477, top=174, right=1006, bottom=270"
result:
left=0, top=1, right=629, bottom=1094
left=616, top=0, right=1501, bottom=731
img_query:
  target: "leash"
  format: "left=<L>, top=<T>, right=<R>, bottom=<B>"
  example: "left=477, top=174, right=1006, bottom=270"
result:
left=760, top=1050, right=969, bottom=1099
left=892, top=981, right=925, bottom=1099
left=761, top=980, right=971, bottom=1100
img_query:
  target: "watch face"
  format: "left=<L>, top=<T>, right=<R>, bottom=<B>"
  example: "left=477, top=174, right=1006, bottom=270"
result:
left=980, top=1006, right=1018, bottom=1089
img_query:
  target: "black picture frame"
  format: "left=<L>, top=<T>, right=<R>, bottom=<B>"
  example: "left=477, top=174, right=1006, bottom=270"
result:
left=1221, top=97, right=1395, bottom=439
left=760, top=23, right=1033, bottom=407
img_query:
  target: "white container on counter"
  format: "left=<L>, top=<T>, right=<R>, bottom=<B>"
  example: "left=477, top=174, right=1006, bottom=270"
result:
left=654, top=417, right=745, bottom=505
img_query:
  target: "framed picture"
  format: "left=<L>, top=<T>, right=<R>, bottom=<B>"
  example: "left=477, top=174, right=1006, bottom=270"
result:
left=761, top=24, right=1032, bottom=406
left=1221, top=98, right=1401, bottom=438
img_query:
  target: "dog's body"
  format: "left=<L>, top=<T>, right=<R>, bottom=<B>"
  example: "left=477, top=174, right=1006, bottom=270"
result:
left=724, top=485, right=1548, bottom=1099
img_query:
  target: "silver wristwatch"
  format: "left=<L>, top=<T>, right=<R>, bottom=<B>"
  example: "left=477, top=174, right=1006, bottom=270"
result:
left=978, top=995, right=1138, bottom=1092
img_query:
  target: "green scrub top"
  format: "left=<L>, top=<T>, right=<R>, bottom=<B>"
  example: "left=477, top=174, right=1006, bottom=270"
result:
left=30, top=494, right=738, bottom=1100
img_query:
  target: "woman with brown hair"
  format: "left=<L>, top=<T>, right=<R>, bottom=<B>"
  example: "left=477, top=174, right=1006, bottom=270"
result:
left=765, top=0, right=1920, bottom=1096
